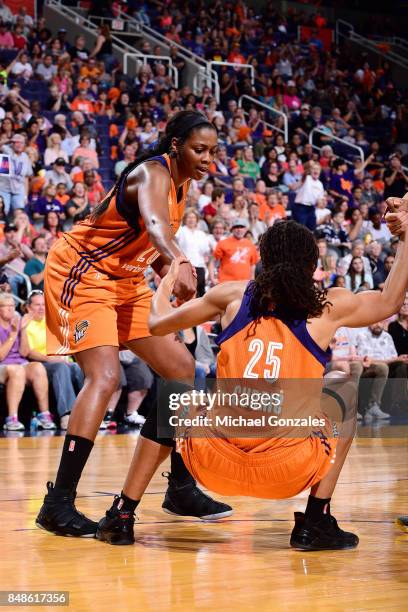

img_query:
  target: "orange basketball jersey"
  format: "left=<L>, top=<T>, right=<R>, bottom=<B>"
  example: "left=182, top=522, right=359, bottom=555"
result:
left=214, top=283, right=331, bottom=452
left=180, top=284, right=336, bottom=499
left=216, top=283, right=330, bottom=380
left=63, top=154, right=189, bottom=282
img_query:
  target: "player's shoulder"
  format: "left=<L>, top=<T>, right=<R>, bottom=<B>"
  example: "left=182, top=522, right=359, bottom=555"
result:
left=205, top=280, right=247, bottom=308
left=126, top=158, right=171, bottom=188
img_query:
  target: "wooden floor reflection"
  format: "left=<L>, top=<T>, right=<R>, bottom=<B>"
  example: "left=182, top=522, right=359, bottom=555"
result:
left=1, top=426, right=407, bottom=611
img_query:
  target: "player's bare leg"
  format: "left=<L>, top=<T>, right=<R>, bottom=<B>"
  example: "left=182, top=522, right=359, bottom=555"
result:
left=96, top=334, right=232, bottom=545
left=36, top=345, right=122, bottom=537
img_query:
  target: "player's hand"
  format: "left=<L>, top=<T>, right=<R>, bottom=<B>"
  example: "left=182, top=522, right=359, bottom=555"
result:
left=363, top=355, right=371, bottom=368
left=172, top=259, right=197, bottom=304
left=161, top=257, right=190, bottom=295
left=385, top=211, right=408, bottom=239
left=385, top=197, right=408, bottom=213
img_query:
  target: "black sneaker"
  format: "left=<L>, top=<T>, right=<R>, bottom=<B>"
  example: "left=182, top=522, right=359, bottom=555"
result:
left=290, top=511, right=359, bottom=551
left=36, top=482, right=97, bottom=538
left=396, top=515, right=408, bottom=533
left=96, top=496, right=136, bottom=545
left=162, top=472, right=233, bottom=520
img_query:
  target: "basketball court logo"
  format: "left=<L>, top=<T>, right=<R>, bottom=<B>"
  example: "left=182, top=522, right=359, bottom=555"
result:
left=73, top=320, right=90, bottom=344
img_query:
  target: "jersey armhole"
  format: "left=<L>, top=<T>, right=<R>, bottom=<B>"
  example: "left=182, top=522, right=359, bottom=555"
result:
left=115, top=156, right=169, bottom=232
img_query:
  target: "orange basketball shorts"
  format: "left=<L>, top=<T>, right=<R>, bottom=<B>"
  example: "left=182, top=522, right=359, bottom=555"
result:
left=45, top=238, right=153, bottom=355
left=180, top=434, right=338, bottom=499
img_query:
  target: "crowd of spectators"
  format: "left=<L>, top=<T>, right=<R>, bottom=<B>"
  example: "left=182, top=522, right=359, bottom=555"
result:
left=0, top=1, right=408, bottom=430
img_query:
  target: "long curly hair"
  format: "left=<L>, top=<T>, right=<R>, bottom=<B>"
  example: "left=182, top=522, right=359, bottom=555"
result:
left=90, top=110, right=216, bottom=222
left=250, top=220, right=330, bottom=321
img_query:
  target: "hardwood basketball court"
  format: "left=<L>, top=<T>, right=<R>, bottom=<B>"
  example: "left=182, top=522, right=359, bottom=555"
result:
left=1, top=426, right=407, bottom=611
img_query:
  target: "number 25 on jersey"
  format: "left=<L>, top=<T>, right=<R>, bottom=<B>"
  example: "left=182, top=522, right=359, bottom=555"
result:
left=243, top=339, right=283, bottom=380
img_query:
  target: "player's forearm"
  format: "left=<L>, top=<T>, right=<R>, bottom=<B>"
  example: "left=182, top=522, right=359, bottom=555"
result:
left=149, top=281, right=176, bottom=334
left=146, top=222, right=185, bottom=266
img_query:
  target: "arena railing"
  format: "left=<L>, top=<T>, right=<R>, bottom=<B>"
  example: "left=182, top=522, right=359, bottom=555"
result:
left=210, top=62, right=255, bottom=84
left=238, top=95, right=289, bottom=143
left=123, top=53, right=179, bottom=88
left=44, top=0, right=145, bottom=77
left=45, top=1, right=207, bottom=92
left=309, top=127, right=365, bottom=164
left=336, top=19, right=408, bottom=70
left=118, top=8, right=218, bottom=95
left=6, top=265, right=32, bottom=305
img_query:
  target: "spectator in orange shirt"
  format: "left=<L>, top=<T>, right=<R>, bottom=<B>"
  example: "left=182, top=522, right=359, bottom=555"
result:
left=211, top=218, right=259, bottom=284
left=55, top=182, right=70, bottom=207
left=250, top=179, right=268, bottom=209
left=79, top=58, right=102, bottom=80
left=70, top=90, right=95, bottom=115
left=71, top=159, right=102, bottom=184
left=263, top=191, right=287, bottom=226
left=227, top=43, right=246, bottom=65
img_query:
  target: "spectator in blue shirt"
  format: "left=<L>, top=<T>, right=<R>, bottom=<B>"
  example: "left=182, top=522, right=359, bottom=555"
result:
left=23, top=236, right=47, bottom=290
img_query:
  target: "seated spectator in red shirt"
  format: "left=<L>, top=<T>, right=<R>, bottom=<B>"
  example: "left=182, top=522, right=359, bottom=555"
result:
left=202, top=188, right=225, bottom=227
left=12, top=24, right=26, bottom=50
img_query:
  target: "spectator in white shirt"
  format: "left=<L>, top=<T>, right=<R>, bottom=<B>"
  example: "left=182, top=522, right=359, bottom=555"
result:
left=292, top=162, right=324, bottom=230
left=36, top=55, right=57, bottom=82
left=315, top=196, right=332, bottom=225
left=344, top=256, right=374, bottom=292
left=355, top=322, right=408, bottom=419
left=365, top=209, right=392, bottom=245
left=10, top=52, right=33, bottom=80
left=176, top=208, right=211, bottom=297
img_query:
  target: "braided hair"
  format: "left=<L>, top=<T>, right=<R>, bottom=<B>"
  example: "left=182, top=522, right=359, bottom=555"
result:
left=90, top=110, right=216, bottom=221
left=250, top=220, right=330, bottom=321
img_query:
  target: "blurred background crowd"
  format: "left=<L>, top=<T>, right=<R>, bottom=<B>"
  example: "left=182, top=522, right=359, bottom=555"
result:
left=1, top=0, right=408, bottom=431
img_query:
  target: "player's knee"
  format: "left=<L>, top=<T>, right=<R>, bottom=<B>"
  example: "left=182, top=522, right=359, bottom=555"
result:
left=89, top=367, right=121, bottom=396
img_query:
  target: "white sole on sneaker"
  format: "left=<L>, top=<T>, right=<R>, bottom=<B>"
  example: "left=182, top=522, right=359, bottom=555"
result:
left=162, top=507, right=233, bottom=520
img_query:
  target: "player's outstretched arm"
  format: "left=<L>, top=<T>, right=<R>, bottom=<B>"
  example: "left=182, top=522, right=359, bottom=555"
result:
left=149, top=258, right=243, bottom=335
left=326, top=214, right=408, bottom=329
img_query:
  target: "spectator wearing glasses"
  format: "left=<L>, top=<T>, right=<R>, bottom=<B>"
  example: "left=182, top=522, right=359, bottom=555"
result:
left=0, top=292, right=55, bottom=431
left=25, top=291, right=84, bottom=430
